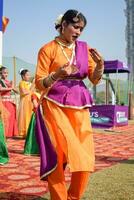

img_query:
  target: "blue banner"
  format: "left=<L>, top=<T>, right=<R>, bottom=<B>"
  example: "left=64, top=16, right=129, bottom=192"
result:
left=0, top=0, right=3, bottom=31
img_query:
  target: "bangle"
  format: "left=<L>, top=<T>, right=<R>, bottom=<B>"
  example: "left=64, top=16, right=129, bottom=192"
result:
left=42, top=76, right=52, bottom=88
left=43, top=78, right=47, bottom=88
left=43, top=73, right=56, bottom=88
left=51, top=72, right=57, bottom=81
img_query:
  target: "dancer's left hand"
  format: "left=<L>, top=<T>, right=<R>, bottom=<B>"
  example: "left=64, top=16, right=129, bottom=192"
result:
left=89, top=48, right=104, bottom=66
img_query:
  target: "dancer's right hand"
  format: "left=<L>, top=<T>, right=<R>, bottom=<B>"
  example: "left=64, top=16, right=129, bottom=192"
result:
left=54, top=63, right=72, bottom=79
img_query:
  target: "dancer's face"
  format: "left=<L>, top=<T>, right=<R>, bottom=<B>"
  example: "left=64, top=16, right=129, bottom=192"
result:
left=22, top=71, right=30, bottom=81
left=1, top=69, right=8, bottom=79
left=61, top=20, right=85, bottom=44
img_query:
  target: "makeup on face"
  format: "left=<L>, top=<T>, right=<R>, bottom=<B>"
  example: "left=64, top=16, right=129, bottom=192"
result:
left=62, top=20, right=85, bottom=44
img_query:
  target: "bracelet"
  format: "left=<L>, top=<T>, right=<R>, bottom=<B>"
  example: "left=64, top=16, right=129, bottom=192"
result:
left=43, top=73, right=57, bottom=88
left=51, top=72, right=57, bottom=81
left=43, top=78, right=47, bottom=88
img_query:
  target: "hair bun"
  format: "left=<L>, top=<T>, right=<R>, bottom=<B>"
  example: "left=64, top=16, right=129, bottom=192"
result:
left=19, top=68, right=24, bottom=75
left=55, top=14, right=63, bottom=28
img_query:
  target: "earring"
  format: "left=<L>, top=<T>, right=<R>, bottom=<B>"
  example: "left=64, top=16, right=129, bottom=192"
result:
left=62, top=27, right=65, bottom=34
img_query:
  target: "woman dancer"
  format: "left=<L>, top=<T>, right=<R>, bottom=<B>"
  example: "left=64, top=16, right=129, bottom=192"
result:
left=35, top=9, right=104, bottom=200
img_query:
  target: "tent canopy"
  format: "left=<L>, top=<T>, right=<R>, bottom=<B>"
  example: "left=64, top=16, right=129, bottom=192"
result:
left=104, top=60, right=130, bottom=73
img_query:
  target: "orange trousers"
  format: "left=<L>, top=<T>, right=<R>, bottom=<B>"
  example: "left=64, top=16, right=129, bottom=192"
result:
left=47, top=146, right=90, bottom=200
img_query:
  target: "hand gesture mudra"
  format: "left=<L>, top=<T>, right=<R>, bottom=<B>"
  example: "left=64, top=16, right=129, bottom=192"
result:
left=89, top=48, right=104, bottom=66
left=54, top=63, right=78, bottom=79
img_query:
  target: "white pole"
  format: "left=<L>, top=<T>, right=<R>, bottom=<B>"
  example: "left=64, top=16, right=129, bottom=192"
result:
left=0, top=0, right=3, bottom=66
left=112, top=90, right=115, bottom=105
left=0, top=32, right=2, bottom=66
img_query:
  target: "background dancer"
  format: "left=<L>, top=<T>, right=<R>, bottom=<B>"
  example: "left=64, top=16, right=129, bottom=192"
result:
left=18, top=69, right=33, bottom=138
left=0, top=66, right=18, bottom=137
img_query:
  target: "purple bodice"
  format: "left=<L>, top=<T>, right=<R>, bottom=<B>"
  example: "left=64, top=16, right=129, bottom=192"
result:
left=45, top=79, right=93, bottom=108
left=44, top=40, right=93, bottom=108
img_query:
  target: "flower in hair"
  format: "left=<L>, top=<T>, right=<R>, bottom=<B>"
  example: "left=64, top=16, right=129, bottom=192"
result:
left=73, top=12, right=80, bottom=22
left=19, top=68, right=24, bottom=75
left=55, top=14, right=63, bottom=27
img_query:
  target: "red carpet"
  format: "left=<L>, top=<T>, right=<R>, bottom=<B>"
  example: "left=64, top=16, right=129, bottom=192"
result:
left=0, top=124, right=134, bottom=199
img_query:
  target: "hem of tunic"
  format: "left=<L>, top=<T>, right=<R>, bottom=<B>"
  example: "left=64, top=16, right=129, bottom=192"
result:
left=68, top=164, right=95, bottom=173
left=44, top=95, right=92, bottom=109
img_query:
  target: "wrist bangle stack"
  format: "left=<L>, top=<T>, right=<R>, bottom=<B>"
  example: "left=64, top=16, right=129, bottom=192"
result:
left=43, top=72, right=57, bottom=88
left=51, top=72, right=57, bottom=81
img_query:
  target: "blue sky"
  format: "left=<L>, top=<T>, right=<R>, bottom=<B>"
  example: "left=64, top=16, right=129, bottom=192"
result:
left=3, top=0, right=127, bottom=65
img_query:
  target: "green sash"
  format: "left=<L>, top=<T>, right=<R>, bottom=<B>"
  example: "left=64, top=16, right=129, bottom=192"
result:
left=24, top=113, right=39, bottom=155
left=0, top=120, right=9, bottom=165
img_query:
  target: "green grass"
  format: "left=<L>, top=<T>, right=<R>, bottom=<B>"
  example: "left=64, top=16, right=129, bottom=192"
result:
left=43, top=158, right=134, bottom=200
left=83, top=158, right=134, bottom=200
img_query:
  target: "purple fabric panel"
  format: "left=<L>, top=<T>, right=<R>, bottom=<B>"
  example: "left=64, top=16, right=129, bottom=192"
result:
left=75, top=40, right=88, bottom=78
left=66, top=40, right=88, bottom=79
left=47, top=40, right=93, bottom=107
left=47, top=79, right=93, bottom=107
left=35, top=106, right=57, bottom=180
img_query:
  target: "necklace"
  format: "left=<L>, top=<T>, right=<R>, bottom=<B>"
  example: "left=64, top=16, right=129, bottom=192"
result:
left=55, top=38, right=76, bottom=65
left=55, top=37, right=75, bottom=49
left=60, top=44, right=76, bottom=65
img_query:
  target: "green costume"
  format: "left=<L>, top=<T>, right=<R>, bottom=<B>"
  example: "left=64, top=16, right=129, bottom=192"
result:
left=0, top=120, right=9, bottom=165
left=24, top=113, right=39, bottom=155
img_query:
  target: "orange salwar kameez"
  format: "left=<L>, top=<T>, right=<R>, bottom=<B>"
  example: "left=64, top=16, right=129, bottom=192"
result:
left=35, top=39, right=101, bottom=200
